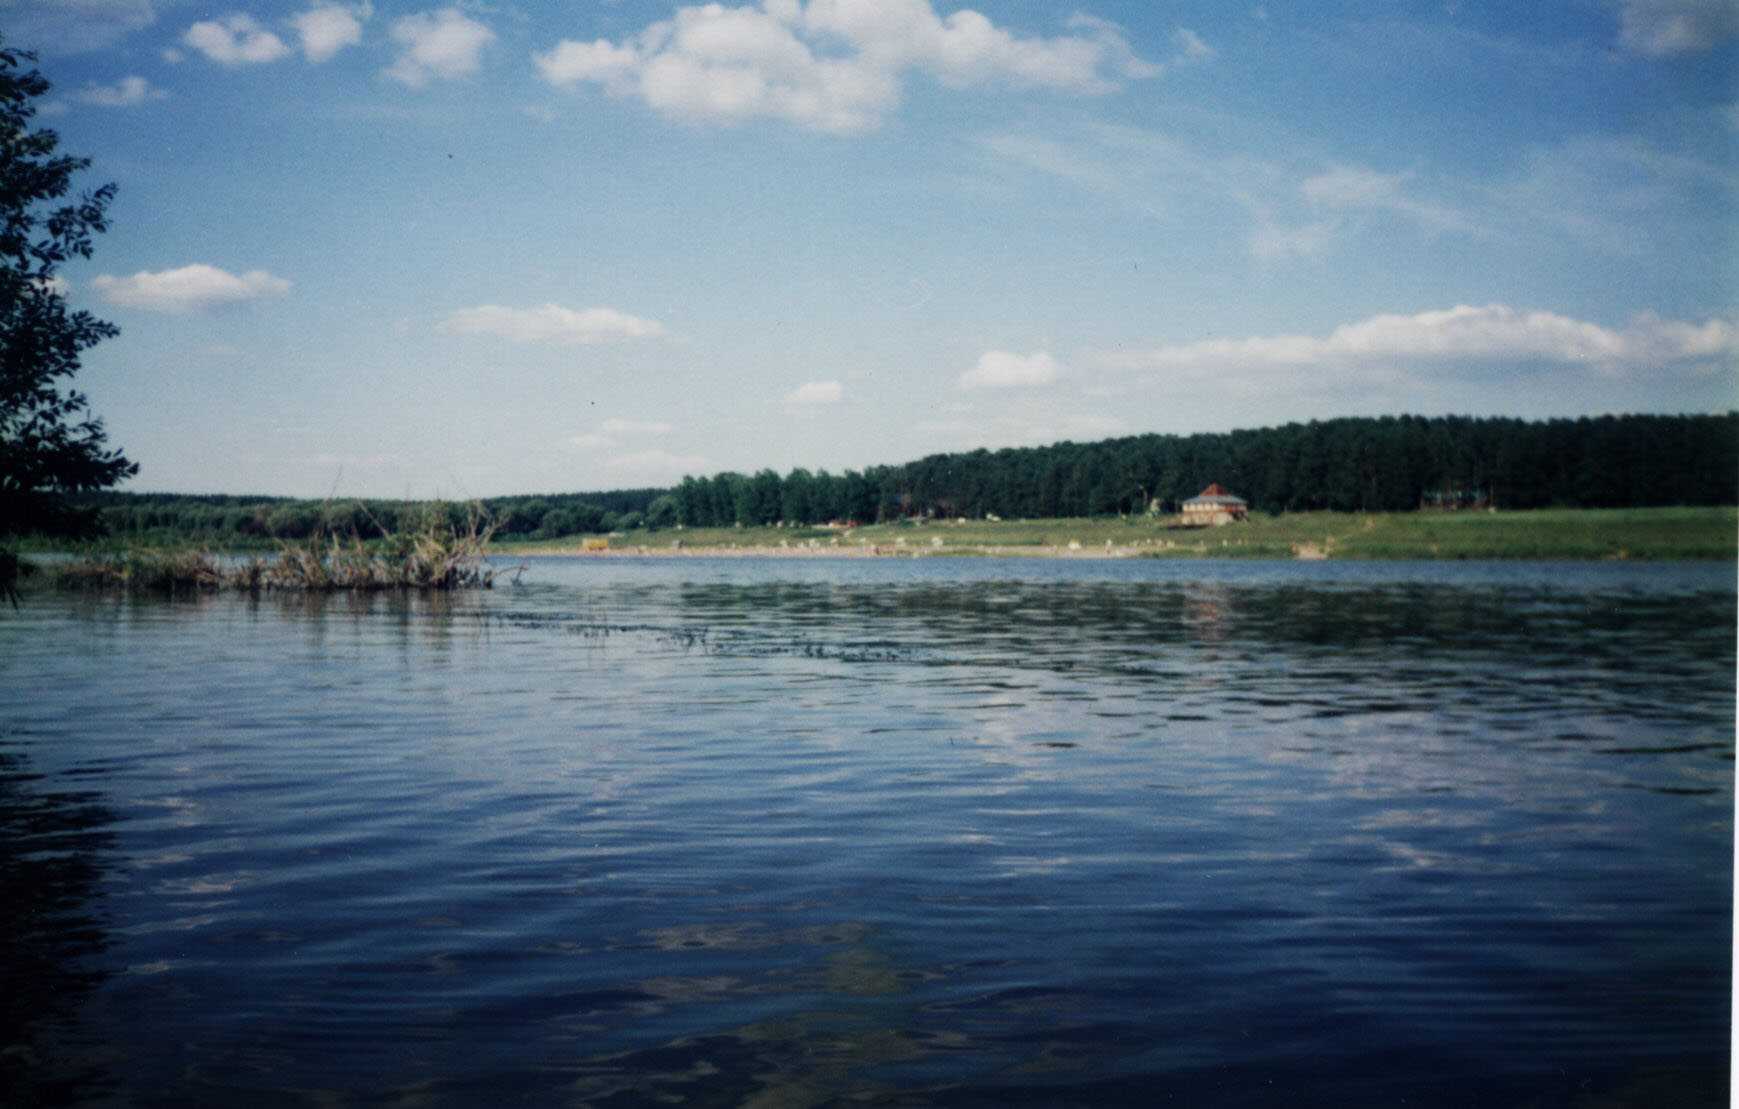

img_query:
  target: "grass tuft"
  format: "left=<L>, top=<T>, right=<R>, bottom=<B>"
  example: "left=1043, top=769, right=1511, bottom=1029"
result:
left=46, top=502, right=513, bottom=594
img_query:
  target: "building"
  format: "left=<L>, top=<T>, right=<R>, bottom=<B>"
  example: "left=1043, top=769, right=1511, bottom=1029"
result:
left=1180, top=483, right=1249, bottom=526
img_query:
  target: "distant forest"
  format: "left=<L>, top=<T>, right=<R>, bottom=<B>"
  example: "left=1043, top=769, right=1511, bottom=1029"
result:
left=73, top=413, right=1739, bottom=542
left=672, top=413, right=1739, bottom=525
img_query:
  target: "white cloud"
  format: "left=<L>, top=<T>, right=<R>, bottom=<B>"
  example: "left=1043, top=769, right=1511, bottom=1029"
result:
left=568, top=433, right=615, bottom=450
left=183, top=14, right=291, bottom=65
left=601, top=417, right=675, bottom=435
left=1618, top=0, right=1739, bottom=55
left=783, top=380, right=844, bottom=406
left=73, top=75, right=167, bottom=107
left=291, top=4, right=366, bottom=63
left=533, top=1, right=1155, bottom=133
left=91, top=264, right=291, bottom=312
left=959, top=349, right=1060, bottom=389
left=1099, top=304, right=1738, bottom=378
left=438, top=303, right=664, bottom=344
left=1064, top=14, right=1164, bottom=78
left=386, top=7, right=493, bottom=87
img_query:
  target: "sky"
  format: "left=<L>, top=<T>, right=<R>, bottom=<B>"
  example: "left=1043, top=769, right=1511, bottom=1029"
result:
left=2, top=0, right=1736, bottom=497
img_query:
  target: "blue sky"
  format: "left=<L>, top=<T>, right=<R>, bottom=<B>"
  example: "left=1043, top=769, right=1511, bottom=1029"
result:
left=4, top=0, right=1736, bottom=497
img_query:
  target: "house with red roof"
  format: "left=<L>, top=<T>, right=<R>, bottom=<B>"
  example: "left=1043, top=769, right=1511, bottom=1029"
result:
left=1180, top=483, right=1249, bottom=526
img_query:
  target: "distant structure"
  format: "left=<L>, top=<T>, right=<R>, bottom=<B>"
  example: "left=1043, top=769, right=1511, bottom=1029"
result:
left=1180, top=483, right=1249, bottom=526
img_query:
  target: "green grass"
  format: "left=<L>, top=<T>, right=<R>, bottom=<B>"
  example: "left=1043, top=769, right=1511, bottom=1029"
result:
left=498, top=507, right=1737, bottom=561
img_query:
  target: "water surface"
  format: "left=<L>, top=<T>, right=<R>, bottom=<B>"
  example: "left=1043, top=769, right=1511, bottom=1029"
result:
left=2, top=558, right=1731, bottom=1106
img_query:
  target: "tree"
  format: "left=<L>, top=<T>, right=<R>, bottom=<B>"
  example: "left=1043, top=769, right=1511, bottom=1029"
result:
left=781, top=467, right=814, bottom=524
left=644, top=494, right=678, bottom=530
left=0, top=38, right=134, bottom=540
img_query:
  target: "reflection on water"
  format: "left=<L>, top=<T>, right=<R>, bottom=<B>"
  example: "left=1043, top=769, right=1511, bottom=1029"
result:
left=0, top=559, right=1730, bottom=1106
left=0, top=744, right=118, bottom=1106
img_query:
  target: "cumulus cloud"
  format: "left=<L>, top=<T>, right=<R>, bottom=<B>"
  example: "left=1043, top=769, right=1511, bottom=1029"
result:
left=1618, top=0, right=1739, bottom=55
left=438, top=303, right=664, bottom=344
left=74, top=76, right=167, bottom=107
left=1099, top=304, right=1738, bottom=378
left=183, top=14, right=291, bottom=65
left=533, top=0, right=1156, bottom=133
left=783, top=380, right=844, bottom=406
left=959, top=349, right=1060, bottom=389
left=386, top=7, right=493, bottom=87
left=90, top=264, right=291, bottom=312
left=291, top=4, right=366, bottom=63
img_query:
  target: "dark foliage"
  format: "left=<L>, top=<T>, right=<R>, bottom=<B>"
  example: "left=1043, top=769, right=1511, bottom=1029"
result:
left=670, top=413, right=1739, bottom=526
left=0, top=38, right=134, bottom=538
left=70, top=486, right=670, bottom=543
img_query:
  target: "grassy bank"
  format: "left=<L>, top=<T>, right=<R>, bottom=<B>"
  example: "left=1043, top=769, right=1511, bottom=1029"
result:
left=37, top=506, right=509, bottom=594
left=498, top=507, right=1737, bottom=561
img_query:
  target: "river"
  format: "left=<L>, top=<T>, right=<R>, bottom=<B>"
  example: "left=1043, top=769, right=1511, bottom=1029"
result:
left=1, top=557, right=1731, bottom=1106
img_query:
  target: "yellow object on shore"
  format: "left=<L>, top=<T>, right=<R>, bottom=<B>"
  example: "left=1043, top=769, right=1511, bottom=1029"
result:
left=580, top=537, right=609, bottom=552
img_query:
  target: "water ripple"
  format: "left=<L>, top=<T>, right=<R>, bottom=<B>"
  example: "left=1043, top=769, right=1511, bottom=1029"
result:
left=0, top=558, right=1729, bottom=1106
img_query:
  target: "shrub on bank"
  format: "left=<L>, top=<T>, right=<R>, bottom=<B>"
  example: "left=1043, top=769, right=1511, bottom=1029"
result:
left=46, top=503, right=510, bottom=594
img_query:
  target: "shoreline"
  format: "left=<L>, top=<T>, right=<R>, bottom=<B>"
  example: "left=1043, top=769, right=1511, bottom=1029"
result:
left=496, top=507, right=1737, bottom=563
left=520, top=543, right=1151, bottom=559
left=22, top=507, right=1733, bottom=564
left=500, top=543, right=1703, bottom=563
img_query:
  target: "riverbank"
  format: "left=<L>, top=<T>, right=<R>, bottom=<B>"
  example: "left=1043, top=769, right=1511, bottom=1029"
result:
left=496, top=506, right=1737, bottom=561
left=27, top=510, right=506, bottom=594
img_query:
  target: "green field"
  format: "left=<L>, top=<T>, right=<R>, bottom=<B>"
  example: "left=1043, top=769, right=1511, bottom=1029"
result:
left=500, top=507, right=1738, bottom=561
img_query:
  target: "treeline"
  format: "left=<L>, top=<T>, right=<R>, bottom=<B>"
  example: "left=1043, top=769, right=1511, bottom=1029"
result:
left=58, top=413, right=1739, bottom=542
left=76, top=488, right=672, bottom=543
left=671, top=413, right=1739, bottom=525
